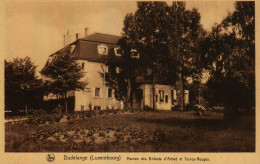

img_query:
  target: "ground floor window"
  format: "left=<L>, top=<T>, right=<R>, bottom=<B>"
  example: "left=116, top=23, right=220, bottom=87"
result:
left=171, top=90, right=177, bottom=104
left=95, top=88, right=100, bottom=97
left=165, top=95, right=168, bottom=103
left=81, top=105, right=84, bottom=111
left=94, top=106, right=101, bottom=110
left=159, top=90, right=164, bottom=102
left=108, top=88, right=112, bottom=98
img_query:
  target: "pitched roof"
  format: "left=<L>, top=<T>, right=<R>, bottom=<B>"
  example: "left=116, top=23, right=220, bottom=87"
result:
left=81, top=33, right=121, bottom=45
left=70, top=33, right=123, bottom=63
left=47, top=33, right=123, bottom=65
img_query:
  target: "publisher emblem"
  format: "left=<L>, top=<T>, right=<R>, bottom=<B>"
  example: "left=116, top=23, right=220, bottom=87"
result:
left=46, top=154, right=55, bottom=162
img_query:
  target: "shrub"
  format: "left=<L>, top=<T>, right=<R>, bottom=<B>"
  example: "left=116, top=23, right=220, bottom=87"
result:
left=84, top=111, right=91, bottom=117
left=184, top=104, right=193, bottom=111
left=30, top=109, right=46, bottom=116
left=171, top=105, right=179, bottom=111
left=192, top=104, right=207, bottom=116
left=211, top=106, right=224, bottom=111
left=143, top=105, right=153, bottom=111
left=99, top=110, right=105, bottom=115
left=113, top=110, right=119, bottom=114
left=52, top=104, right=63, bottom=114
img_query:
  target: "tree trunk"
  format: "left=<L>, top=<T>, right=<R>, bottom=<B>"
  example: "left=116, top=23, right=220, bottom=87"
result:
left=198, top=91, right=201, bottom=105
left=152, top=74, right=156, bottom=111
left=126, top=79, right=131, bottom=108
left=182, top=74, right=185, bottom=110
left=178, top=73, right=184, bottom=111
left=25, top=104, right=28, bottom=116
left=65, top=93, right=68, bottom=113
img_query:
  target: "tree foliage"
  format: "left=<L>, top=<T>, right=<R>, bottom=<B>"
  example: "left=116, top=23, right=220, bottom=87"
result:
left=5, top=57, right=43, bottom=113
left=40, top=52, right=87, bottom=112
left=166, top=2, right=206, bottom=110
left=114, top=1, right=205, bottom=110
left=202, top=2, right=255, bottom=114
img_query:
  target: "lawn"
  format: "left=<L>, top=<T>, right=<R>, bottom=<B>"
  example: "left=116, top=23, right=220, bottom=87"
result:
left=5, top=110, right=255, bottom=152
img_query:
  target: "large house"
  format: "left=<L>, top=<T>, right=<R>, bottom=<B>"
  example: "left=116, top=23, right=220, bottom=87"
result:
left=43, top=28, right=189, bottom=111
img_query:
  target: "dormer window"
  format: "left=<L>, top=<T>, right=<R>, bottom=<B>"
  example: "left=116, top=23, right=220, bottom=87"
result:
left=146, top=68, right=152, bottom=75
left=97, top=44, right=108, bottom=55
left=70, top=45, right=76, bottom=53
left=114, top=47, right=122, bottom=56
left=47, top=56, right=54, bottom=63
left=131, top=49, right=139, bottom=59
left=81, top=63, right=85, bottom=71
left=116, top=67, right=120, bottom=73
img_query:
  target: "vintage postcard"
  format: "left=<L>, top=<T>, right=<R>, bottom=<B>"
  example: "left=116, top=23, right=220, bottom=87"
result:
left=1, top=0, right=259, bottom=163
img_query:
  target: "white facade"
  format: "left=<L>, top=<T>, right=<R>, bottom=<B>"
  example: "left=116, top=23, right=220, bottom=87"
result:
left=140, top=84, right=189, bottom=110
left=74, top=60, right=123, bottom=111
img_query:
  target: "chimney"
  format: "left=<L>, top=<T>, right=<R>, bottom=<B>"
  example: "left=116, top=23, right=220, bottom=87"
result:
left=76, top=33, right=81, bottom=40
left=85, top=27, right=88, bottom=38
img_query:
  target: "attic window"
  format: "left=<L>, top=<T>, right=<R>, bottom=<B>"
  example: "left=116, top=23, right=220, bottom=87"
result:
left=81, top=63, right=85, bottom=71
left=70, top=45, right=76, bottom=53
left=114, top=47, right=122, bottom=56
left=146, top=68, right=152, bottom=75
left=47, top=56, right=54, bottom=63
left=131, top=49, right=139, bottom=59
left=97, top=45, right=108, bottom=55
left=116, top=67, right=120, bottom=73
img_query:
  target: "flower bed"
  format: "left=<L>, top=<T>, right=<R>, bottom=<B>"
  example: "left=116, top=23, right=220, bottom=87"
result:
left=24, top=108, right=140, bottom=125
left=31, top=127, right=165, bottom=145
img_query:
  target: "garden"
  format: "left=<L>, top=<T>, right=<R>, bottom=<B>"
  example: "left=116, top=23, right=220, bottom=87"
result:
left=5, top=108, right=255, bottom=152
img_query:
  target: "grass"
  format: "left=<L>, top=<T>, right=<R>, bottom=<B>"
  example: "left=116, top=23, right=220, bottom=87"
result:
left=5, top=110, right=255, bottom=152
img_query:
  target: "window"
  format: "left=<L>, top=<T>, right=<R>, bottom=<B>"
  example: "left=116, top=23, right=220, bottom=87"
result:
left=156, top=95, right=158, bottom=102
left=171, top=90, right=177, bottom=102
left=165, top=95, right=168, bottom=103
left=159, top=90, right=164, bottom=102
left=95, top=88, right=100, bottom=97
left=94, top=106, right=101, bottom=110
left=81, top=105, right=84, bottom=111
left=70, top=45, right=76, bottom=53
left=116, top=67, right=120, bottom=74
left=108, top=88, right=112, bottom=98
left=146, top=68, right=152, bottom=75
left=97, top=45, right=108, bottom=55
left=81, top=63, right=85, bottom=71
left=47, top=56, right=54, bottom=63
left=131, top=49, right=139, bottom=59
left=114, top=47, right=122, bottom=56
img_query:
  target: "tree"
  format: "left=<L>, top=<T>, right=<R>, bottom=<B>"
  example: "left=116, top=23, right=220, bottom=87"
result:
left=166, top=2, right=206, bottom=110
left=114, top=2, right=172, bottom=110
left=119, top=2, right=205, bottom=110
left=40, top=51, right=87, bottom=113
left=202, top=2, right=255, bottom=118
left=5, top=57, right=43, bottom=114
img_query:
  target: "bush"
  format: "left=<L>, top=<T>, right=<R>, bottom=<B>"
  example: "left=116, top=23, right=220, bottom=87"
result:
left=99, top=110, right=105, bottom=115
left=193, top=104, right=207, bottom=116
left=30, top=109, right=46, bottom=116
left=171, top=105, right=179, bottom=111
left=26, top=112, right=64, bottom=125
left=184, top=104, right=193, bottom=111
left=52, top=104, right=63, bottom=114
left=113, top=109, right=119, bottom=114
left=143, top=105, right=153, bottom=111
left=211, top=106, right=224, bottom=111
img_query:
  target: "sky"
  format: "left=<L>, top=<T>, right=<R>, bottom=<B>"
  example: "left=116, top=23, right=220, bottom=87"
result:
left=3, top=1, right=235, bottom=73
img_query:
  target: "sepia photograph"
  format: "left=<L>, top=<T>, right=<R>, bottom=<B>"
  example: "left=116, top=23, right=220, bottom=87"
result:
left=2, top=0, right=256, bottom=156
